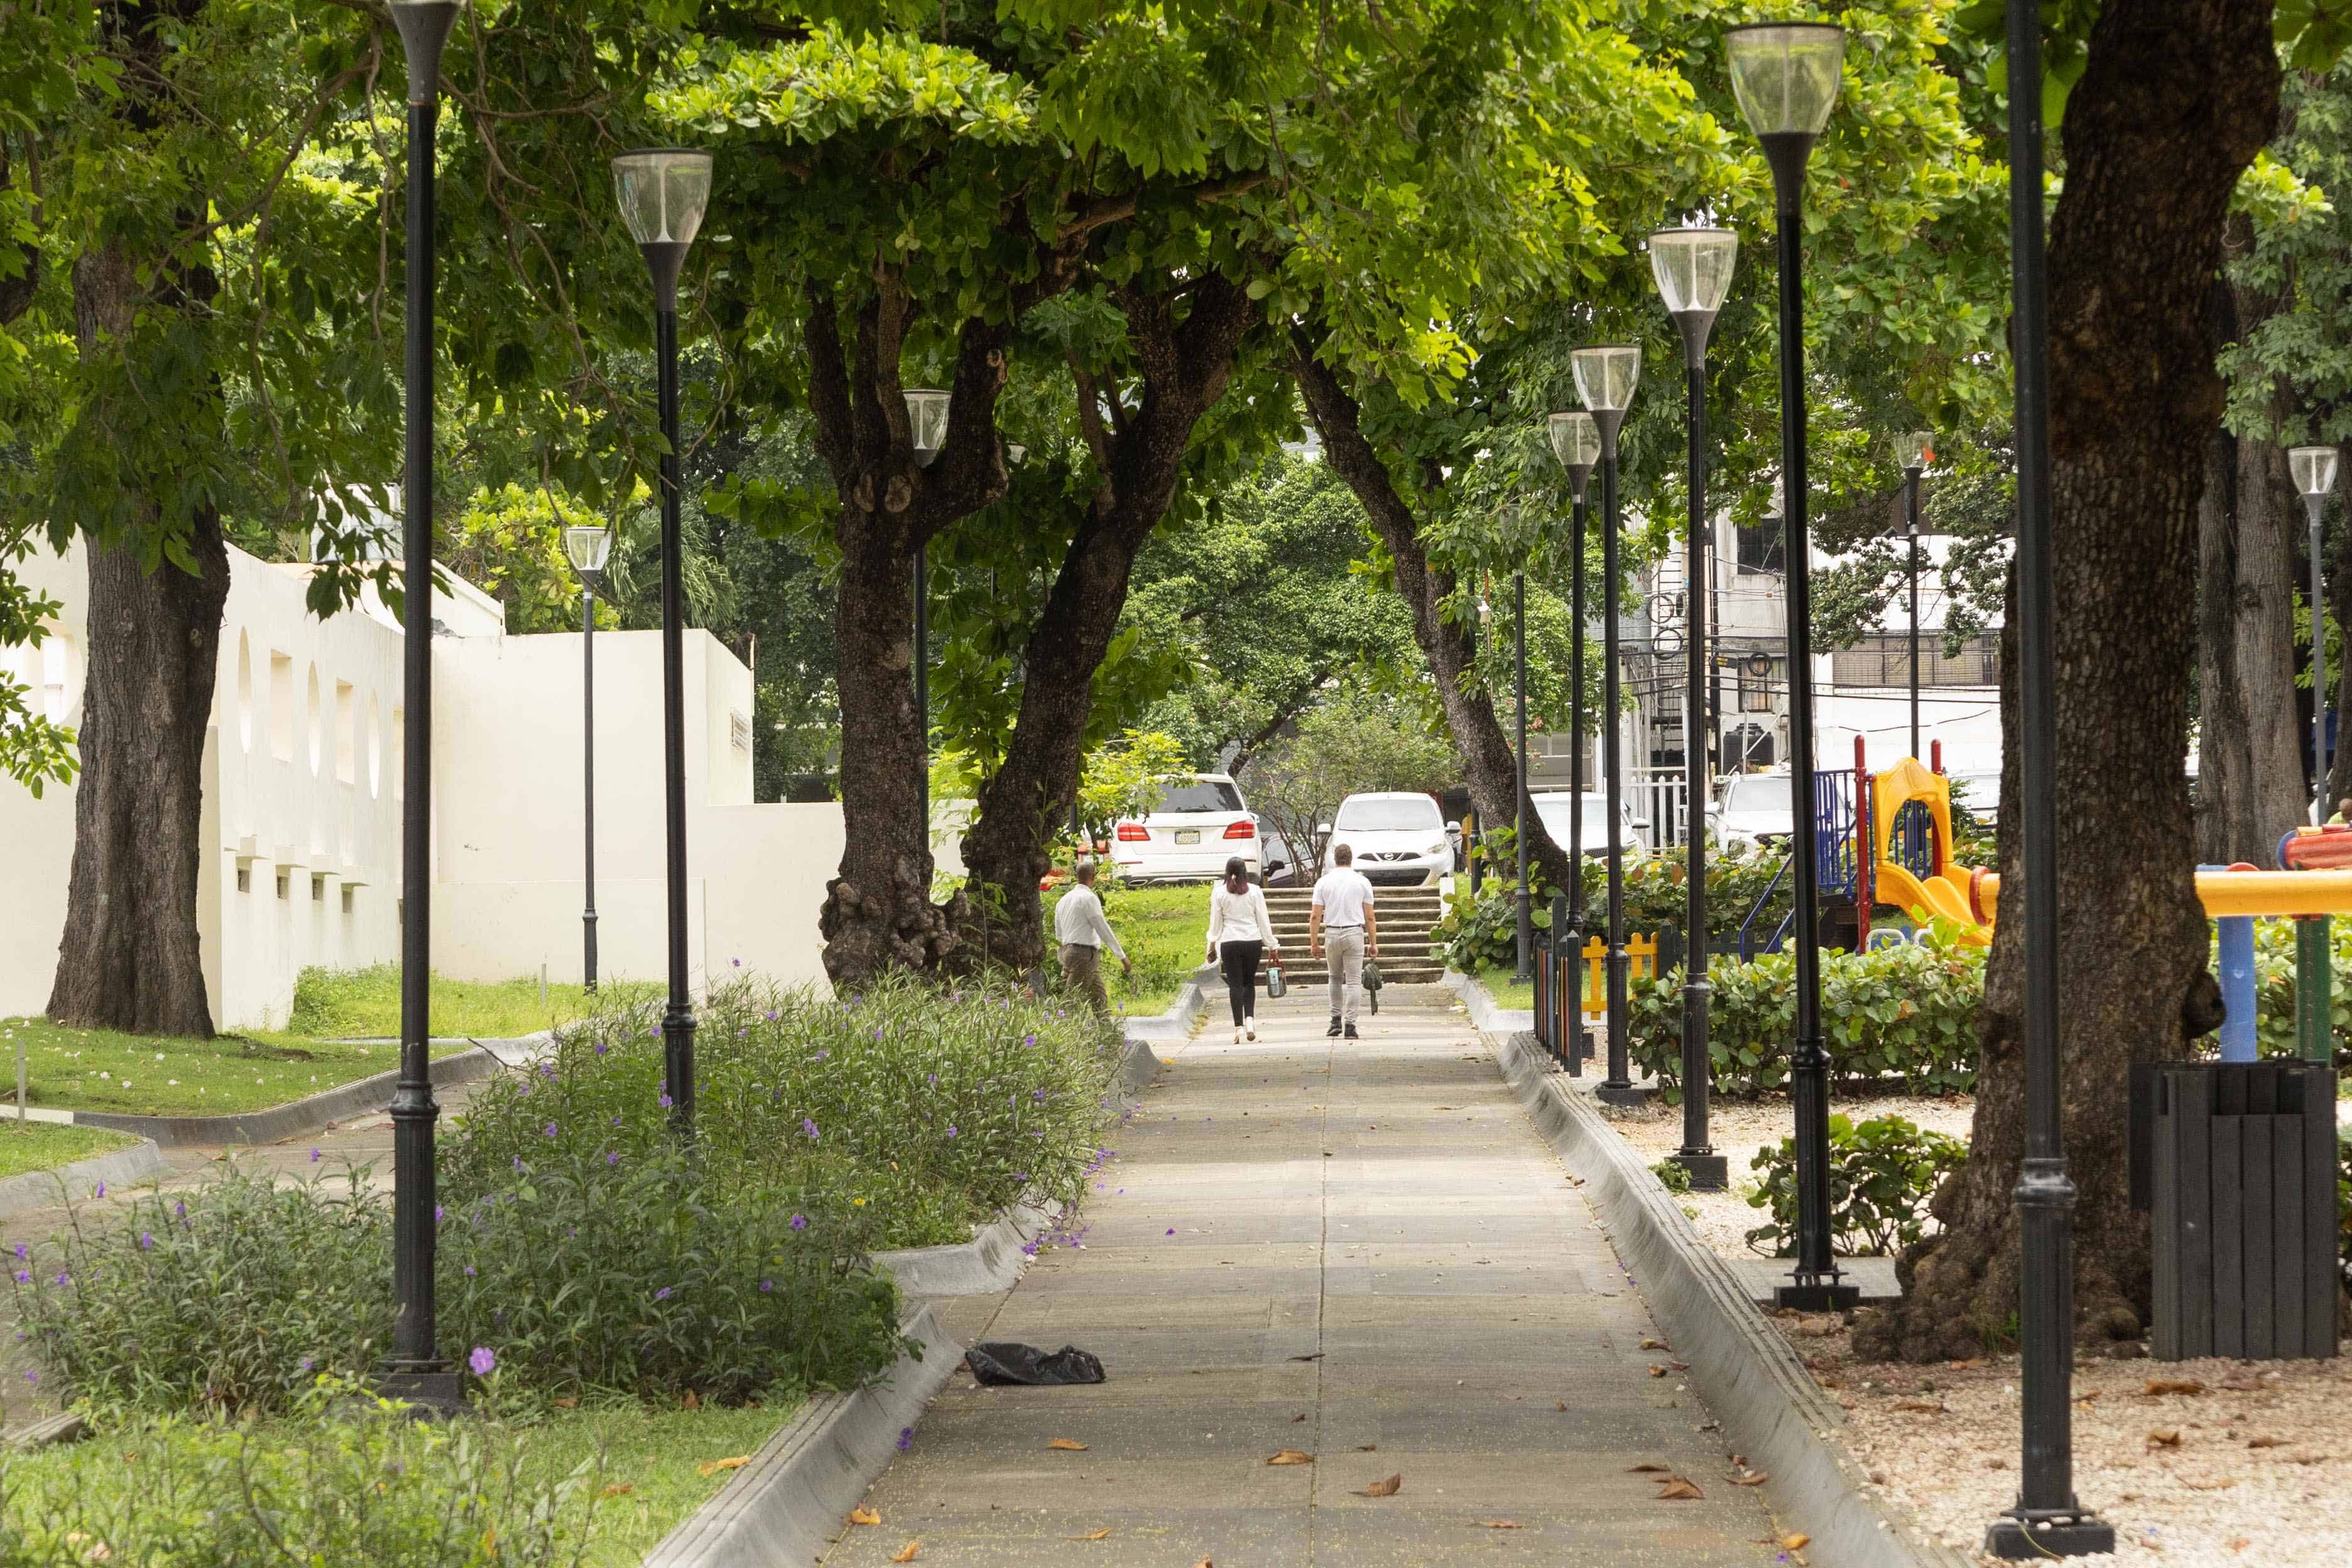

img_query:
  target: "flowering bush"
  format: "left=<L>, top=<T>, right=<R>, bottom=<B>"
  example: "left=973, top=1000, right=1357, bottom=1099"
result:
left=442, top=972, right=1126, bottom=1250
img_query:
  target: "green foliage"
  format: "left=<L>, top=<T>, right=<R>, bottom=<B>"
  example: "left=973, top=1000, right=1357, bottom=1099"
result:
left=2247, top=916, right=2352, bottom=1063
left=1745, top=1113, right=1969, bottom=1259
left=1075, top=731, right=1190, bottom=840
left=1650, top=1157, right=1694, bottom=1196
left=283, top=965, right=651, bottom=1043
left=1241, top=692, right=1458, bottom=885
left=442, top=484, right=611, bottom=636
left=0, top=1124, right=138, bottom=1181
left=1627, top=943, right=1986, bottom=1103
left=1429, top=843, right=1795, bottom=976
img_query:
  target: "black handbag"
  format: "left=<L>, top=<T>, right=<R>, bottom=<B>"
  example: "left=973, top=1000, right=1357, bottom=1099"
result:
left=1361, top=958, right=1383, bottom=1013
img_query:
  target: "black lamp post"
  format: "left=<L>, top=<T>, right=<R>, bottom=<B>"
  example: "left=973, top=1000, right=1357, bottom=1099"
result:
left=612, top=148, right=713, bottom=1139
left=564, top=523, right=612, bottom=993
left=1897, top=431, right=1934, bottom=760
left=905, top=389, right=950, bottom=837
left=2290, top=445, right=2340, bottom=822
left=1982, top=0, right=2111, bottom=1552
left=1571, top=346, right=1650, bottom=1108
left=1725, top=19, right=1856, bottom=1312
left=1652, top=224, right=1738, bottom=1190
left=384, top=0, right=459, bottom=1411
left=1549, top=412, right=1601, bottom=1065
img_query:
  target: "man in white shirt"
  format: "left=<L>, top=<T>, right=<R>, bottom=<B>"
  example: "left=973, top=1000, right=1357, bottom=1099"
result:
left=1054, top=859, right=1131, bottom=1015
left=1309, top=844, right=1378, bottom=1038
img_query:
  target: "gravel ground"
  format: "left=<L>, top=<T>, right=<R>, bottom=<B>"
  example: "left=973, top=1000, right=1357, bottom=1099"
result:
left=1596, top=1092, right=1978, bottom=1260
left=1774, top=1313, right=2352, bottom=1565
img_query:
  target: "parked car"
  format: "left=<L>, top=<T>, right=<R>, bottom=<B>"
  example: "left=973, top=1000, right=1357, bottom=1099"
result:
left=1322, top=792, right=1457, bottom=888
left=1528, top=790, right=1648, bottom=861
left=1711, top=771, right=1796, bottom=850
left=1948, top=769, right=1999, bottom=827
left=1108, top=773, right=1261, bottom=883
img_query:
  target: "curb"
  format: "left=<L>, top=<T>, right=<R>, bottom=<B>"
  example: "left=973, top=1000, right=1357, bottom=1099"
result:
left=1119, top=964, right=1217, bottom=1043
left=642, top=1303, right=961, bottom=1568
left=1486, top=1026, right=1971, bottom=1568
left=67, top=1039, right=543, bottom=1148
left=0, top=1138, right=170, bottom=1221
left=1441, top=969, right=1534, bottom=1038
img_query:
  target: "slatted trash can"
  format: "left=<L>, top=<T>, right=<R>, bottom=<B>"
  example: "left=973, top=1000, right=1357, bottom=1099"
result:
left=2142, top=1062, right=2338, bottom=1362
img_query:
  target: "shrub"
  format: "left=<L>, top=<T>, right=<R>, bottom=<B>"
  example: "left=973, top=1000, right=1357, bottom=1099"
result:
left=442, top=972, right=1124, bottom=1251
left=1650, top=1158, right=1693, bottom=1195
left=1431, top=842, right=1797, bottom=976
left=1745, top=1113, right=1968, bottom=1257
left=1626, top=941, right=1984, bottom=1101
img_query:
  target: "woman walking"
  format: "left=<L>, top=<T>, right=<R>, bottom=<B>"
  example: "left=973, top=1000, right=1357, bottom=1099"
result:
left=1206, top=856, right=1280, bottom=1042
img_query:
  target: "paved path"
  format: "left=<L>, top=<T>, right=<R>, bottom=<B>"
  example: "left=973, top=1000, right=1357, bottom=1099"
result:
left=823, top=986, right=1782, bottom=1567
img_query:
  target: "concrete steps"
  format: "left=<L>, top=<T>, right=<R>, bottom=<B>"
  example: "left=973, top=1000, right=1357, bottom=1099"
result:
left=1256, top=886, right=1449, bottom=987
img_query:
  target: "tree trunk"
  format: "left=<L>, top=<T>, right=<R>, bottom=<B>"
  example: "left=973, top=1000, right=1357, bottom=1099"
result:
left=956, top=278, right=1259, bottom=972
left=2328, top=437, right=2352, bottom=814
left=46, top=241, right=231, bottom=1038
left=2195, top=408, right=2252, bottom=861
left=1290, top=340, right=1578, bottom=895
left=1856, top=0, right=2273, bottom=1363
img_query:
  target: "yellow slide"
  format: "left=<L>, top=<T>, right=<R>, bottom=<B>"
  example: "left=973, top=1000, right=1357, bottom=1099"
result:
left=1873, top=859, right=1992, bottom=946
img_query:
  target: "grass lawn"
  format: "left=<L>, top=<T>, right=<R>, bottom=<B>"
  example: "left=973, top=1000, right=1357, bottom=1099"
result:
left=0, top=1121, right=140, bottom=1179
left=509, top=1400, right=800, bottom=1565
left=1061, top=880, right=1212, bottom=1014
left=282, top=964, right=662, bottom=1041
left=1473, top=968, right=1535, bottom=1011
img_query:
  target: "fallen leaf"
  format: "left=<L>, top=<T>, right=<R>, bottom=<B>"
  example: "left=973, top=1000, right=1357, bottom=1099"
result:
left=1478, top=1519, right=1523, bottom=1529
left=1190, top=1558, right=1214, bottom=1568
left=2228, top=1538, right=2253, bottom=1552
left=695, top=1456, right=750, bottom=1477
left=1640, top=1337, right=1669, bottom=1350
left=1356, top=1444, right=1378, bottom=1451
left=1891, top=1399, right=1946, bottom=1413
left=848, top=1508, right=881, bottom=1527
left=1555, top=1400, right=1567, bottom=1412
left=2143, top=1378, right=2205, bottom=1397
left=1667, top=1360, right=1690, bottom=1372
left=598, top=1483, right=634, bottom=1498
left=681, top=1390, right=700, bottom=1410
left=1648, top=1365, right=1669, bottom=1378
left=1047, top=1439, right=1088, bottom=1452
left=1628, top=1462, right=1672, bottom=1473
left=1733, top=1470, right=1769, bottom=1486
left=2076, top=1390, right=2103, bottom=1403
left=2286, top=1453, right=2328, bottom=1465
left=1266, top=1450, right=1315, bottom=1466
left=1354, top=1473, right=1402, bottom=1497
left=1950, top=1357, right=1990, bottom=1369
left=2182, top=1476, right=2236, bottom=1491
left=1067, top=1529, right=1112, bottom=1541
left=890, top=1543, right=921, bottom=1564
left=2147, top=1429, right=2181, bottom=1448
left=1292, top=1413, right=1307, bottom=1423
left=1654, top=1476, right=1704, bottom=1500
left=1780, top=1533, right=1811, bottom=1551
left=552, top=1396, right=579, bottom=1410
left=2248, top=1436, right=2285, bottom=1449
left=1289, top=1353, right=1325, bottom=1363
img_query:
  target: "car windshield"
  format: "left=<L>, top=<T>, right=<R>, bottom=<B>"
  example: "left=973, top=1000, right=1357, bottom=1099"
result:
left=1335, top=796, right=1442, bottom=832
left=1724, top=776, right=1792, bottom=815
left=1153, top=778, right=1244, bottom=814
left=1532, top=795, right=1627, bottom=839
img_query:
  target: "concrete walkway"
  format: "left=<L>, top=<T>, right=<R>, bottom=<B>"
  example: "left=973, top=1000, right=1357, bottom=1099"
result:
left=822, top=986, right=1783, bottom=1566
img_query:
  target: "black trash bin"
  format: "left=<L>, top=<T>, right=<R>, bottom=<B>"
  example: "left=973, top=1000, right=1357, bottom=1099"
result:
left=2132, top=1062, right=2338, bottom=1362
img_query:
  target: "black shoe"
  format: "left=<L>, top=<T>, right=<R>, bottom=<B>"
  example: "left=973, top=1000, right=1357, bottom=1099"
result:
left=1344, top=1025, right=1360, bottom=1039
left=1326, top=1016, right=1342, bottom=1037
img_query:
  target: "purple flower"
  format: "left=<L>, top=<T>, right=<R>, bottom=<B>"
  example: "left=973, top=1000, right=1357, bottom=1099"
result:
left=299, top=1356, right=314, bottom=1372
left=801, top=1118, right=819, bottom=1140
left=760, top=1278, right=774, bottom=1293
left=1165, top=1229, right=1175, bottom=1236
left=945, top=1126, right=958, bottom=1139
left=512, top=1156, right=524, bottom=1171
left=1024, top=1033, right=1037, bottom=1048
left=469, top=1346, right=496, bottom=1377
left=174, top=1200, right=186, bottom=1219
left=607, top=1151, right=620, bottom=1167
left=732, top=957, right=742, bottom=967
left=874, top=1026, right=884, bottom=1040
left=612, top=1115, right=622, bottom=1125
left=1033, top=1089, right=1047, bottom=1102
left=1013, top=1173, right=1028, bottom=1184
left=814, top=1049, right=829, bottom=1062
left=896, top=1427, right=913, bottom=1452
left=518, top=1081, right=531, bottom=1097
left=308, top=1148, right=320, bottom=1163
left=465, top=1265, right=477, bottom=1277
left=595, top=1042, right=609, bottom=1056
left=11, top=1271, right=26, bottom=1285
left=435, top=1205, right=445, bottom=1222
left=138, top=1232, right=152, bottom=1251
left=790, top=1213, right=808, bottom=1231
left=52, top=1271, right=68, bottom=1287
left=655, top=1285, right=672, bottom=1301
left=21, top=1370, right=33, bottom=1386
left=92, top=1181, right=104, bottom=1199
left=542, top=1062, right=557, bottom=1079
left=764, top=1010, right=778, bottom=1021
left=543, top=1122, right=558, bottom=1138
left=926, top=1074, right=937, bottom=1086
left=659, top=1094, right=673, bottom=1109
left=12, top=1244, right=23, bottom=1261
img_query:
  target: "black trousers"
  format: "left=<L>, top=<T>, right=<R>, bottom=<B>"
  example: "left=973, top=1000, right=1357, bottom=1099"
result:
left=1219, top=939, right=1265, bottom=1026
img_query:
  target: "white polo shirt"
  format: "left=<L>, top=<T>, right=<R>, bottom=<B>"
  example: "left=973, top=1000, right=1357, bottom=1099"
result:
left=1311, top=866, right=1376, bottom=928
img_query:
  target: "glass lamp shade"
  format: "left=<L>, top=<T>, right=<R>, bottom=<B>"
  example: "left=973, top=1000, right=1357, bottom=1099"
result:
left=1724, top=23, right=1846, bottom=139
left=1006, top=442, right=1028, bottom=467
left=1765, top=475, right=1786, bottom=519
left=1895, top=430, right=1935, bottom=475
left=1547, top=411, right=1601, bottom=471
left=903, top=388, right=952, bottom=463
left=564, top=524, right=612, bottom=576
left=387, top=0, right=459, bottom=102
left=1649, top=227, right=1739, bottom=316
left=1571, top=344, right=1642, bottom=414
left=2289, top=444, right=2339, bottom=499
left=611, top=150, right=712, bottom=248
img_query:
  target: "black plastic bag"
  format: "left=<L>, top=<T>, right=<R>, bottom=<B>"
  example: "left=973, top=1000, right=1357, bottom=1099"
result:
left=964, top=1342, right=1106, bottom=1386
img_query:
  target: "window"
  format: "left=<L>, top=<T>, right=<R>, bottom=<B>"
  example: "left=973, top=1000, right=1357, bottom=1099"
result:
left=275, top=872, right=290, bottom=900
left=270, top=653, right=293, bottom=761
left=312, top=874, right=327, bottom=902
left=305, top=665, right=323, bottom=774
left=341, top=886, right=356, bottom=915
left=1736, top=517, right=1785, bottom=574
left=335, top=680, right=356, bottom=785
left=1152, top=777, right=1246, bottom=815
left=1334, top=795, right=1443, bottom=832
left=1724, top=776, right=1792, bottom=815
left=236, top=633, right=254, bottom=751
left=236, top=866, right=251, bottom=895
left=1829, top=633, right=1999, bottom=689
left=730, top=711, right=752, bottom=753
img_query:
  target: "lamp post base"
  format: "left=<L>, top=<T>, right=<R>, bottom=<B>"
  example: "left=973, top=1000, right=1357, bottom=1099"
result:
left=1984, top=1512, right=2116, bottom=1559
left=1595, top=1082, right=1655, bottom=1108
left=1670, top=1150, right=1728, bottom=1190
left=1773, top=1276, right=1861, bottom=1312
left=377, top=1366, right=466, bottom=1417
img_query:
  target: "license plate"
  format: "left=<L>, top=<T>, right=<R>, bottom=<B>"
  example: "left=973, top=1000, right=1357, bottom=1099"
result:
left=1175, top=829, right=1200, bottom=844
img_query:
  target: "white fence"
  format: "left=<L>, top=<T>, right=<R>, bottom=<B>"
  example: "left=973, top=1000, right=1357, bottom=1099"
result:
left=1626, top=768, right=1692, bottom=851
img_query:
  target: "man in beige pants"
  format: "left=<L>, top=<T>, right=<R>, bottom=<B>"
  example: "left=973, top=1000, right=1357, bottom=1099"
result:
left=1055, top=859, right=1131, bottom=1015
left=1308, top=843, right=1378, bottom=1039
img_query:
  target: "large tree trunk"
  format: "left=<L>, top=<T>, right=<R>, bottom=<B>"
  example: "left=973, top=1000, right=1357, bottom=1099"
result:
left=805, top=285, right=1015, bottom=983
left=1289, top=340, right=1578, bottom=894
left=1856, top=0, right=2272, bottom=1363
left=2329, top=436, right=2352, bottom=814
left=955, top=278, right=1259, bottom=972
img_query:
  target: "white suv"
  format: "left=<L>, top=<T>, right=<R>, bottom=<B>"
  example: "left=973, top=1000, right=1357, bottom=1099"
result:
left=1325, top=792, right=1456, bottom=888
left=1109, top=773, right=1261, bottom=883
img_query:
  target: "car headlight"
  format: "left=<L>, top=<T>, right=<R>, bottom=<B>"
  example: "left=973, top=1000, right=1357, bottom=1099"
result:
left=1426, top=842, right=1448, bottom=857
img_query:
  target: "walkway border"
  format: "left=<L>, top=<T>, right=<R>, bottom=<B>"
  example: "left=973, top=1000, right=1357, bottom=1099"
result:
left=0, top=1138, right=170, bottom=1221
left=643, top=1303, right=961, bottom=1568
left=1471, top=984, right=1970, bottom=1568
left=1120, top=962, right=1216, bottom=1044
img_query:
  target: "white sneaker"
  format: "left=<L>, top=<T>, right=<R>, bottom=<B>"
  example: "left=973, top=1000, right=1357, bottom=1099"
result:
left=1245, top=1020, right=1257, bottom=1040
left=1234, top=1026, right=1245, bottom=1044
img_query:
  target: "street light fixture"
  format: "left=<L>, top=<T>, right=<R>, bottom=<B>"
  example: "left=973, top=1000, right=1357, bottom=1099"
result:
left=563, top=523, right=612, bottom=994
left=1982, top=0, right=2112, bottom=1554
left=1571, top=343, right=1649, bottom=1108
left=905, top=388, right=949, bottom=836
left=1896, top=431, right=1935, bottom=760
left=612, top=146, right=713, bottom=1140
left=1652, top=223, right=1738, bottom=1190
left=1549, top=411, right=1601, bottom=1067
left=384, top=0, right=460, bottom=1412
left=2291, top=444, right=2339, bottom=824
left=1726, top=18, right=1855, bottom=1310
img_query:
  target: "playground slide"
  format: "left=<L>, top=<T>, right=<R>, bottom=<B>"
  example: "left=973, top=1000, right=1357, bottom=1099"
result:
left=1873, top=859, right=1992, bottom=945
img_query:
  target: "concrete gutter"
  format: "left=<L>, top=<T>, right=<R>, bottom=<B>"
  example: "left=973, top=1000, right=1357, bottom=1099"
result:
left=0, top=1138, right=171, bottom=1221
left=643, top=1303, right=961, bottom=1568
left=1485, top=1024, right=1972, bottom=1568
left=1119, top=964, right=1216, bottom=1044
left=1442, top=968, right=1533, bottom=1039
